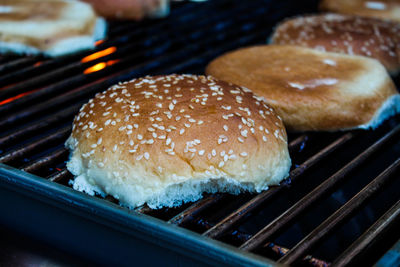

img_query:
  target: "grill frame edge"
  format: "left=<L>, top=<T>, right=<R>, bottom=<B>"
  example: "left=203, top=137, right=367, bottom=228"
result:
left=0, top=163, right=279, bottom=266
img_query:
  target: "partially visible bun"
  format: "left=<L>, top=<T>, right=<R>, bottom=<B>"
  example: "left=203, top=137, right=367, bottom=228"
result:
left=0, top=0, right=106, bottom=57
left=66, top=75, right=291, bottom=209
left=82, top=0, right=169, bottom=20
left=320, top=0, right=400, bottom=22
left=270, top=13, right=400, bottom=74
left=206, top=45, right=400, bottom=131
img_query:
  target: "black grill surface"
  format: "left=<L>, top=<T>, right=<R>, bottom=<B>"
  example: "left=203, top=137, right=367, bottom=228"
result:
left=0, top=1, right=399, bottom=266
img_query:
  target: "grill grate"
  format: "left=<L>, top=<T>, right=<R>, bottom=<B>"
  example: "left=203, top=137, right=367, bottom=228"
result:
left=0, top=0, right=399, bottom=266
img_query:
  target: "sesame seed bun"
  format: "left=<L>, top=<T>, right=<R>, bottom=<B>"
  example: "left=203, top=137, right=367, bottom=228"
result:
left=320, top=0, right=400, bottom=23
left=206, top=45, right=400, bottom=131
left=65, top=75, right=291, bottom=209
left=270, top=13, right=400, bottom=74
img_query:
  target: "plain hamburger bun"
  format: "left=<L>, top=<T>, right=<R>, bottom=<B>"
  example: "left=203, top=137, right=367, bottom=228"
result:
left=270, top=13, right=400, bottom=74
left=206, top=45, right=400, bottom=132
left=65, top=75, right=291, bottom=209
left=319, top=0, right=400, bottom=23
left=82, top=0, right=169, bottom=20
left=0, top=0, right=106, bottom=57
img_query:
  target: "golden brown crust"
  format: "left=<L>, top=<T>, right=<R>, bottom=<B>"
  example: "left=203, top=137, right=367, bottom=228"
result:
left=82, top=0, right=165, bottom=20
left=271, top=13, right=400, bottom=74
left=67, top=75, right=291, bottom=208
left=0, top=0, right=100, bottom=51
left=206, top=45, right=398, bottom=131
left=320, top=0, right=400, bottom=22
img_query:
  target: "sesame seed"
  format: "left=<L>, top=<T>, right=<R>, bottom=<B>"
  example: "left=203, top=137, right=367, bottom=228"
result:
left=224, top=154, right=229, bottom=162
left=198, top=150, right=205, bottom=156
left=263, top=136, right=268, bottom=142
left=137, top=134, right=143, bottom=140
left=240, top=152, right=248, bottom=157
left=180, top=129, right=185, bottom=135
left=212, top=149, right=216, bottom=156
left=241, top=129, right=248, bottom=137
left=136, top=155, right=143, bottom=161
left=166, top=138, right=171, bottom=145
left=223, top=125, right=228, bottom=131
left=218, top=161, right=225, bottom=168
left=238, top=137, right=244, bottom=143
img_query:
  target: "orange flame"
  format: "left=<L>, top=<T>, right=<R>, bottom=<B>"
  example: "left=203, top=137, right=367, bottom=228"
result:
left=34, top=61, right=43, bottom=67
left=83, top=59, right=120, bottom=75
left=0, top=89, right=39, bottom=106
left=106, top=59, right=120, bottom=66
left=95, top=40, right=104, bottom=46
left=81, top=47, right=117, bottom=63
left=83, top=62, right=107, bottom=74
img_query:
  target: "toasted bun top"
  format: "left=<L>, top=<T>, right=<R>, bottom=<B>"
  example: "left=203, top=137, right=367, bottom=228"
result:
left=320, top=0, right=400, bottom=22
left=0, top=0, right=99, bottom=50
left=206, top=45, right=398, bottom=131
left=67, top=75, right=290, bottom=207
left=270, top=13, right=400, bottom=74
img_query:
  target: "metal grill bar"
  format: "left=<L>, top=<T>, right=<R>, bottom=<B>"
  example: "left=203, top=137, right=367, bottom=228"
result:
left=203, top=133, right=354, bottom=239
left=239, top=125, right=400, bottom=251
left=0, top=103, right=80, bottom=148
left=332, top=199, right=400, bottom=266
left=0, top=5, right=271, bottom=124
left=0, top=0, right=257, bottom=103
left=22, top=147, right=68, bottom=173
left=168, top=194, right=224, bottom=225
left=48, top=168, right=72, bottom=183
left=0, top=126, right=71, bottom=164
left=166, top=133, right=311, bottom=225
left=0, top=57, right=38, bottom=76
left=278, top=158, right=400, bottom=265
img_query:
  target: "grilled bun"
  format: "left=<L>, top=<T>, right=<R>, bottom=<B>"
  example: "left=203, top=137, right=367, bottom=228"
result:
left=82, top=0, right=169, bottom=20
left=270, top=13, right=400, bottom=74
left=206, top=45, right=400, bottom=131
left=320, top=0, right=400, bottom=22
left=0, top=0, right=106, bottom=57
left=65, top=75, right=291, bottom=209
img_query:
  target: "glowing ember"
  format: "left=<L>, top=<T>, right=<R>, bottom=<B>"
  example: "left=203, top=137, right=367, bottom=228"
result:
left=0, top=89, right=39, bottom=106
left=106, top=59, right=120, bottom=66
left=94, top=40, right=105, bottom=46
left=83, top=62, right=107, bottom=74
left=34, top=61, right=43, bottom=67
left=81, top=47, right=117, bottom=63
left=83, top=59, right=120, bottom=74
